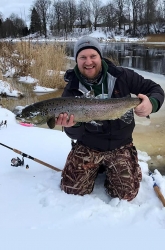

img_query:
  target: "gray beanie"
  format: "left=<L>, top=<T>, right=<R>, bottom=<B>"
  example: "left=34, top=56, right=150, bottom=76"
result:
left=74, top=36, right=102, bottom=62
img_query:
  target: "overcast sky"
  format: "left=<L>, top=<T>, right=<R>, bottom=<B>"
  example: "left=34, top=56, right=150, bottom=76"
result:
left=0, top=0, right=34, bottom=22
left=0, top=0, right=108, bottom=25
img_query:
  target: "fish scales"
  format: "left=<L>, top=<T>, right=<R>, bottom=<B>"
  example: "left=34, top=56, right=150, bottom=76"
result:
left=16, top=97, right=141, bottom=126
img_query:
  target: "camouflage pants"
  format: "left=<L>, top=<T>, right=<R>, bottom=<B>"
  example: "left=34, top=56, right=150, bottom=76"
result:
left=61, top=143, right=142, bottom=201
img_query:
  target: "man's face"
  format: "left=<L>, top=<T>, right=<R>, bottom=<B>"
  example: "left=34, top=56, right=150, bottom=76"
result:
left=77, top=49, right=102, bottom=79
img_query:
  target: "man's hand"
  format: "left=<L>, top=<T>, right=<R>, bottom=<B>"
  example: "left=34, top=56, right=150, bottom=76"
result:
left=134, top=94, right=152, bottom=117
left=55, top=113, right=76, bottom=127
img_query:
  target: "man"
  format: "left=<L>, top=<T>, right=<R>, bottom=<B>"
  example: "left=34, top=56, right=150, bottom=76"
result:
left=56, top=36, right=164, bottom=201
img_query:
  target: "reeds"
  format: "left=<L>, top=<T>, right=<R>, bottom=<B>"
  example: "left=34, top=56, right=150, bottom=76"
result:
left=0, top=40, right=67, bottom=89
left=30, top=42, right=66, bottom=89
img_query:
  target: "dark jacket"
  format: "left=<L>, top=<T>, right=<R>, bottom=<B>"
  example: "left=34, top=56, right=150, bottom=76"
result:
left=62, top=58, right=164, bottom=151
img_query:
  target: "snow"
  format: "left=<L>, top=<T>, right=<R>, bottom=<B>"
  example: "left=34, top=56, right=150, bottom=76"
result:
left=0, top=103, right=165, bottom=247
left=0, top=75, right=56, bottom=96
left=0, top=79, right=23, bottom=97
left=1, top=30, right=165, bottom=248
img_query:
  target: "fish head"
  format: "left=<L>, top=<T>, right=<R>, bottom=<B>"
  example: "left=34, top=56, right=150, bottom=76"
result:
left=15, top=104, right=47, bottom=125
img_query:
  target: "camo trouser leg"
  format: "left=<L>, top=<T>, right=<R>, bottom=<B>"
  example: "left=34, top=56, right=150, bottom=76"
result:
left=60, top=143, right=142, bottom=201
left=103, top=144, right=142, bottom=201
left=60, top=144, right=103, bottom=195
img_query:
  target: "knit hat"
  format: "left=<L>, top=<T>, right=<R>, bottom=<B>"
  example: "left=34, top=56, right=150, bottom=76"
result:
left=74, top=36, right=102, bottom=62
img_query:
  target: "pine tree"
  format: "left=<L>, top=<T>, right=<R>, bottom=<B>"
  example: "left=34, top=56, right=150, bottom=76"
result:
left=30, top=7, right=41, bottom=34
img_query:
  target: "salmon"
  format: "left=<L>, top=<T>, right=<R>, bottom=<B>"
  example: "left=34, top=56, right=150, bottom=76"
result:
left=16, top=96, right=141, bottom=129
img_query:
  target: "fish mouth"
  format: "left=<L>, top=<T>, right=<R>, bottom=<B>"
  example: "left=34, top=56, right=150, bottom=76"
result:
left=15, top=113, right=23, bottom=121
left=15, top=111, right=45, bottom=125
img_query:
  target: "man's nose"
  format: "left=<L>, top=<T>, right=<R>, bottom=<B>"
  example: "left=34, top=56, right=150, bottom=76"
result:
left=85, top=57, right=92, bottom=64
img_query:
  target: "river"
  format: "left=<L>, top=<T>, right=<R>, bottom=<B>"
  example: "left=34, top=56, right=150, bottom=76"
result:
left=67, top=42, right=165, bottom=75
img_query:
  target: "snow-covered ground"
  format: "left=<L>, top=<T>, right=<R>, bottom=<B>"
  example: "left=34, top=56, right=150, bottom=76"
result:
left=0, top=104, right=165, bottom=248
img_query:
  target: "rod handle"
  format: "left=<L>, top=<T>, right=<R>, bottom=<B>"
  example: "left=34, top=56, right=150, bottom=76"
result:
left=34, top=158, right=62, bottom=172
left=154, top=185, right=165, bottom=207
left=13, top=149, right=21, bottom=154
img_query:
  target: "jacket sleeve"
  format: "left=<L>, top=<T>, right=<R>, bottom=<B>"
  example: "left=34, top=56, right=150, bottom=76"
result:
left=64, top=124, right=85, bottom=140
left=123, top=68, right=165, bottom=111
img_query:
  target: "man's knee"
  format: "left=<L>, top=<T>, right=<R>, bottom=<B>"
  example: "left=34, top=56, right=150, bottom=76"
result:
left=60, top=144, right=100, bottom=195
left=104, top=168, right=142, bottom=201
left=60, top=167, right=96, bottom=196
left=61, top=179, right=94, bottom=196
left=105, top=183, right=140, bottom=201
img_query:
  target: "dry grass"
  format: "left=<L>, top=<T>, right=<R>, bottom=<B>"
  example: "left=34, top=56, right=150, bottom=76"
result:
left=0, top=69, right=3, bottom=80
left=146, top=34, right=165, bottom=42
left=0, top=40, right=67, bottom=89
left=0, top=41, right=32, bottom=77
left=30, top=43, right=66, bottom=88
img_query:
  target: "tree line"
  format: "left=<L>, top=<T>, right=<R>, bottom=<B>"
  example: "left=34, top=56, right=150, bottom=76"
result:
left=0, top=0, right=165, bottom=39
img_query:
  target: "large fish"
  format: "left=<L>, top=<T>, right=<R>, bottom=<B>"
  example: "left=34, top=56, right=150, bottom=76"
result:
left=16, top=96, right=141, bottom=129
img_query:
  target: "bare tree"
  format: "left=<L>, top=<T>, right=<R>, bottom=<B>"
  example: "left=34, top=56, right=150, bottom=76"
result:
left=0, top=12, right=3, bottom=21
left=90, top=0, right=102, bottom=30
left=77, top=0, right=87, bottom=31
left=51, top=0, right=76, bottom=36
left=129, top=0, right=142, bottom=36
left=9, top=14, right=27, bottom=37
left=60, top=0, right=70, bottom=38
left=67, top=0, right=77, bottom=32
left=144, top=0, right=157, bottom=34
left=155, top=0, right=165, bottom=32
left=52, top=0, right=63, bottom=35
left=83, top=0, right=92, bottom=31
left=100, top=2, right=118, bottom=31
left=0, top=12, right=4, bottom=38
left=115, top=0, right=125, bottom=30
left=2, top=18, right=14, bottom=37
left=34, top=0, right=51, bottom=37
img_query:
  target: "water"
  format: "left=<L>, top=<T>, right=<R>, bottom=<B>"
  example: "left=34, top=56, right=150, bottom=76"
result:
left=1, top=78, right=63, bottom=112
left=103, top=43, right=165, bottom=75
left=66, top=42, right=165, bottom=75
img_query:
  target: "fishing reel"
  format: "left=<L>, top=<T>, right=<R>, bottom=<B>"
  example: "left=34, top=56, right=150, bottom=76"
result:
left=11, top=157, right=24, bottom=167
left=11, top=157, right=29, bottom=169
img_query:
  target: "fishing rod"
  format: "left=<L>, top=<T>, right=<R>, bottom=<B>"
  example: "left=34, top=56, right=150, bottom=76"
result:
left=0, top=142, right=62, bottom=172
left=149, top=170, right=165, bottom=207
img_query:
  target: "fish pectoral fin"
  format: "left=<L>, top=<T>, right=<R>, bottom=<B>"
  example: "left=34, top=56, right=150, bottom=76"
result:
left=89, top=120, right=103, bottom=126
left=120, top=109, right=134, bottom=124
left=47, top=116, right=55, bottom=129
